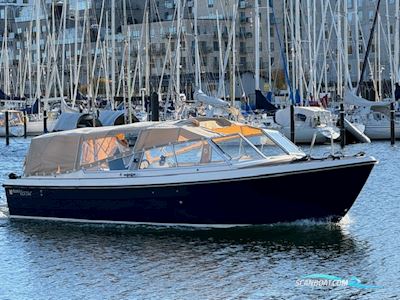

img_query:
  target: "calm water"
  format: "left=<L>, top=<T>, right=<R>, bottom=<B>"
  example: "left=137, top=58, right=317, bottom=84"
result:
left=0, top=138, right=399, bottom=299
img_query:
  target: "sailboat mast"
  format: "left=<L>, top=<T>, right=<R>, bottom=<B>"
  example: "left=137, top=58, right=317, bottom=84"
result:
left=145, top=2, right=150, bottom=98
left=36, top=0, right=41, bottom=113
left=4, top=7, right=9, bottom=96
left=254, top=0, right=260, bottom=91
left=127, top=27, right=132, bottom=123
left=344, top=0, right=349, bottom=90
left=356, top=0, right=382, bottom=95
left=354, top=0, right=361, bottom=84
left=306, top=0, right=313, bottom=101
left=377, top=14, right=382, bottom=101
left=288, top=0, right=295, bottom=100
left=74, top=0, right=78, bottom=104
left=176, top=0, right=181, bottom=102
left=395, top=0, right=400, bottom=82
left=337, top=0, right=342, bottom=98
left=194, top=0, right=201, bottom=89
left=266, top=1, right=272, bottom=89
left=231, top=4, right=236, bottom=106
left=61, top=0, right=67, bottom=99
left=385, top=0, right=395, bottom=97
left=216, top=10, right=225, bottom=98
left=295, top=0, right=303, bottom=104
left=111, top=0, right=116, bottom=106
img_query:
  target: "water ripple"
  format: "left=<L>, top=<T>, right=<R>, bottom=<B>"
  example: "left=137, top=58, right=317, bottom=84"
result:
left=0, top=140, right=399, bottom=299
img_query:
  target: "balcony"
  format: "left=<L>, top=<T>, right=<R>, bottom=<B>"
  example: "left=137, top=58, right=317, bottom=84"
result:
left=165, top=33, right=177, bottom=39
left=245, top=32, right=253, bottom=38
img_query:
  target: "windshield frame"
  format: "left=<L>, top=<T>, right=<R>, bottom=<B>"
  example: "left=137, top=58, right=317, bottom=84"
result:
left=210, top=133, right=267, bottom=161
left=261, top=129, right=306, bottom=157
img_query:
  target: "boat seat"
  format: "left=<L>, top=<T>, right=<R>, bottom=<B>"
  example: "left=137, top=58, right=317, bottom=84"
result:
left=109, top=158, right=126, bottom=170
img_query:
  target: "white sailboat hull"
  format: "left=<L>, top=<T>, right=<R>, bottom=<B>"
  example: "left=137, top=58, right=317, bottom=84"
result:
left=279, top=126, right=337, bottom=144
left=364, top=124, right=400, bottom=140
left=26, top=119, right=57, bottom=136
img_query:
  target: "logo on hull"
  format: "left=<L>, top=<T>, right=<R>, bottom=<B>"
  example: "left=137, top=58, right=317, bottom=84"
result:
left=8, top=189, right=32, bottom=197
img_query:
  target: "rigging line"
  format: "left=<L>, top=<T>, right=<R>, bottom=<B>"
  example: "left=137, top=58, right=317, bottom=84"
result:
left=270, top=2, right=294, bottom=105
left=356, top=0, right=382, bottom=95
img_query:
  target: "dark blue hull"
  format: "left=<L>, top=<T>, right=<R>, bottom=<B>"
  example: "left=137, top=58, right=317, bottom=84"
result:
left=5, top=162, right=375, bottom=225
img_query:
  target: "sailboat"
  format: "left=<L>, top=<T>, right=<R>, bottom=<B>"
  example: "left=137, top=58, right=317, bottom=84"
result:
left=344, top=90, right=399, bottom=139
left=342, top=0, right=400, bottom=140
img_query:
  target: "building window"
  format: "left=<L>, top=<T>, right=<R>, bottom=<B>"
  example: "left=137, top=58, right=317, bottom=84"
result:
left=348, top=13, right=353, bottom=23
left=368, top=11, right=374, bottom=22
left=347, top=0, right=353, bottom=8
left=213, top=41, right=219, bottom=51
left=358, top=11, right=363, bottom=21
left=208, top=0, right=214, bottom=8
left=240, top=57, right=247, bottom=69
left=165, top=0, right=173, bottom=9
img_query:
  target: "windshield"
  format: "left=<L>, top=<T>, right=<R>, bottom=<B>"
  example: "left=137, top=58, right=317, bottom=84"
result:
left=263, top=130, right=305, bottom=156
left=211, top=134, right=264, bottom=162
left=245, top=134, right=288, bottom=157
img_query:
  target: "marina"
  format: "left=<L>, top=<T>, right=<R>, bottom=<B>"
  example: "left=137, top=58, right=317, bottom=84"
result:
left=0, top=138, right=399, bottom=298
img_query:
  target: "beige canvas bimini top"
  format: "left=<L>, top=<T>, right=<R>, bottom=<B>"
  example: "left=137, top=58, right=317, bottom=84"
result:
left=23, top=120, right=222, bottom=176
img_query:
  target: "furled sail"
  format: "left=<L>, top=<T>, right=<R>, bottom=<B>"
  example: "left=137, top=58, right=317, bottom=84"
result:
left=344, top=89, right=391, bottom=108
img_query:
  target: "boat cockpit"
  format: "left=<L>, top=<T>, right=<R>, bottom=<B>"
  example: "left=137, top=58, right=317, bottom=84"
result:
left=23, top=119, right=306, bottom=177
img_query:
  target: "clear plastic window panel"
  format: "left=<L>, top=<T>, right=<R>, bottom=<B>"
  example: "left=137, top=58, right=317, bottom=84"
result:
left=140, top=145, right=176, bottom=169
left=246, top=134, right=287, bottom=157
left=264, top=131, right=305, bottom=156
left=174, top=140, right=225, bottom=167
left=212, top=135, right=263, bottom=162
left=80, top=135, right=133, bottom=171
left=139, top=140, right=226, bottom=169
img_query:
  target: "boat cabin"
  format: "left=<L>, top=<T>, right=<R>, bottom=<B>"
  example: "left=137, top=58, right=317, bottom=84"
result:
left=275, top=106, right=334, bottom=128
left=23, top=118, right=305, bottom=177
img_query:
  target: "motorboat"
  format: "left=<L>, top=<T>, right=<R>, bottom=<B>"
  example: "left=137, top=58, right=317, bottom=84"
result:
left=0, top=110, right=24, bottom=137
left=4, top=118, right=376, bottom=226
left=274, top=106, right=340, bottom=143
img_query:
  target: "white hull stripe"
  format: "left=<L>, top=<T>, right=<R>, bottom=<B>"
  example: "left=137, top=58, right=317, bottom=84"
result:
left=9, top=215, right=251, bottom=228
left=4, top=160, right=375, bottom=190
